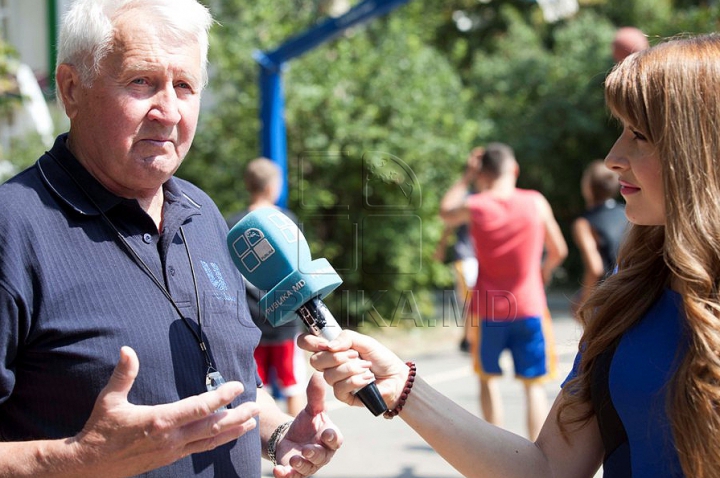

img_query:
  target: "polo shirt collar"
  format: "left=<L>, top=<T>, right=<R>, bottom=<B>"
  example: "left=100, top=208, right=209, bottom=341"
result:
left=37, top=134, right=122, bottom=216
left=37, top=133, right=201, bottom=219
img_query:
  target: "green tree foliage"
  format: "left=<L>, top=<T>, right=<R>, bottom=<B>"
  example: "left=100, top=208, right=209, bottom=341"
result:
left=594, top=0, right=673, bottom=28
left=281, top=15, right=474, bottom=323
left=0, top=40, right=22, bottom=117
left=179, top=0, right=720, bottom=326
left=466, top=8, right=619, bottom=277
left=183, top=1, right=309, bottom=213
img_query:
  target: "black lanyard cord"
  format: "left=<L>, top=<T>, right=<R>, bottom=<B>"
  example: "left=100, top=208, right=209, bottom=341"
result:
left=110, top=223, right=213, bottom=370
left=179, top=227, right=209, bottom=357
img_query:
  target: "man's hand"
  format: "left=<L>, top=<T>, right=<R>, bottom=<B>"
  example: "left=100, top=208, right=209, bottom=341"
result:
left=271, top=374, right=342, bottom=478
left=464, top=146, right=484, bottom=183
left=68, top=346, right=260, bottom=477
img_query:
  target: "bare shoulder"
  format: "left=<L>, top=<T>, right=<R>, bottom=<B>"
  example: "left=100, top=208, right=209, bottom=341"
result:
left=528, top=190, right=553, bottom=217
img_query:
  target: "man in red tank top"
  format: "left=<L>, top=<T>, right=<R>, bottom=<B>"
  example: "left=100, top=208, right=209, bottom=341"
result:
left=440, top=143, right=568, bottom=440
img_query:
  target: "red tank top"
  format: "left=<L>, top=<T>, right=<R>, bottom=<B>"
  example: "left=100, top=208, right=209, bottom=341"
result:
left=467, top=188, right=547, bottom=321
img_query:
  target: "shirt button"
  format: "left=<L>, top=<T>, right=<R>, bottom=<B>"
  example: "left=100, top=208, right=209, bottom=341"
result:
left=169, top=266, right=176, bottom=276
left=143, top=233, right=153, bottom=243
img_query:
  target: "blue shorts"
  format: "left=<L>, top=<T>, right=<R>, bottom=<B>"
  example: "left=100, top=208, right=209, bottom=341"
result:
left=477, top=315, right=548, bottom=380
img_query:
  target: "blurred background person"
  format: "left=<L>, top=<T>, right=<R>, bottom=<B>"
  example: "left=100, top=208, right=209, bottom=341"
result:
left=434, top=222, right=478, bottom=351
left=571, top=160, right=628, bottom=319
left=433, top=147, right=483, bottom=352
left=612, top=26, right=649, bottom=63
left=440, top=142, right=567, bottom=440
left=227, top=157, right=306, bottom=416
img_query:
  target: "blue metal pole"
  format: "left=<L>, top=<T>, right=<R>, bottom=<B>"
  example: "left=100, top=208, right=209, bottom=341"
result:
left=264, top=0, right=411, bottom=65
left=255, top=0, right=412, bottom=207
left=257, top=59, right=289, bottom=207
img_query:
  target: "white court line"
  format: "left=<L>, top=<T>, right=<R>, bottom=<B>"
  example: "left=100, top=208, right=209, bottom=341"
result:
left=422, top=365, right=474, bottom=385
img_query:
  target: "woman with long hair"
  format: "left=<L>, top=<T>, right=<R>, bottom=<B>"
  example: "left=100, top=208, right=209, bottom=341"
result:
left=300, top=33, right=720, bottom=478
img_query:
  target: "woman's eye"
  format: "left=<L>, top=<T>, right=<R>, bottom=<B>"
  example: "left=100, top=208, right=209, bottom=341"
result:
left=631, top=129, right=647, bottom=141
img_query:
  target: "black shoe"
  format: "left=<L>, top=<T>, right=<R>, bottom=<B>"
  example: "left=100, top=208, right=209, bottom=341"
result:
left=459, top=338, right=470, bottom=353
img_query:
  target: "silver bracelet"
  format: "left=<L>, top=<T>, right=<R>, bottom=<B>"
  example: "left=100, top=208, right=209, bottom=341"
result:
left=267, top=420, right=293, bottom=466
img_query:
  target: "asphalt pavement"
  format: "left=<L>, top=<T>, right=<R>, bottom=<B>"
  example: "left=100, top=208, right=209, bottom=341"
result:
left=262, top=292, right=595, bottom=478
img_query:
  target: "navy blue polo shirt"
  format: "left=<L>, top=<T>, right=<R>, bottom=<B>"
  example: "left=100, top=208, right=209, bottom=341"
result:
left=0, top=134, right=262, bottom=477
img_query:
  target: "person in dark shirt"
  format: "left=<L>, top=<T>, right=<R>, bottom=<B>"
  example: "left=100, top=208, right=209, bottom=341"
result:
left=433, top=147, right=482, bottom=353
left=571, top=159, right=628, bottom=317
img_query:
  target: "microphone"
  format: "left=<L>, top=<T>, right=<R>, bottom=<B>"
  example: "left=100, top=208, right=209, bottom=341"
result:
left=227, top=207, right=388, bottom=416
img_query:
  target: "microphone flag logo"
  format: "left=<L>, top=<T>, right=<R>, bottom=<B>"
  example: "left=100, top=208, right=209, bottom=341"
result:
left=228, top=211, right=297, bottom=274
left=231, top=228, right=275, bottom=273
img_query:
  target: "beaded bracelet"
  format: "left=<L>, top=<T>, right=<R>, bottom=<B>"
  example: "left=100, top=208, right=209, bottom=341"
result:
left=267, top=420, right=293, bottom=466
left=383, top=361, right=417, bottom=419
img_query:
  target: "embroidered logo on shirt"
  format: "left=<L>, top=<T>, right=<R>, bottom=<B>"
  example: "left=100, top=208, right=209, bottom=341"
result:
left=201, top=260, right=235, bottom=302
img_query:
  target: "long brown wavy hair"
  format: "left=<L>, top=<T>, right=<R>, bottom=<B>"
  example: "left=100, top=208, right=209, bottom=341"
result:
left=558, top=34, right=720, bottom=478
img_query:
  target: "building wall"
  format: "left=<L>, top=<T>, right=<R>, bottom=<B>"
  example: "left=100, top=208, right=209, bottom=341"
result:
left=0, top=0, right=61, bottom=155
left=5, top=0, right=49, bottom=82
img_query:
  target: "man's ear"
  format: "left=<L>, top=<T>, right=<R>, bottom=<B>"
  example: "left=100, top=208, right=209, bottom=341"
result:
left=55, top=64, right=82, bottom=119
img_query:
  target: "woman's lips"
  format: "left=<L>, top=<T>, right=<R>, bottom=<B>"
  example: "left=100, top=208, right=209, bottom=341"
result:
left=619, top=180, right=640, bottom=195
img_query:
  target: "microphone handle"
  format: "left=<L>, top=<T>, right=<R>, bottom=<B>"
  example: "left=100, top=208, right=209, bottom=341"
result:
left=297, top=298, right=388, bottom=416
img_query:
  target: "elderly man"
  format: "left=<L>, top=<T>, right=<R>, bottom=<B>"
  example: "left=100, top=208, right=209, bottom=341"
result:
left=0, top=1, right=340, bottom=477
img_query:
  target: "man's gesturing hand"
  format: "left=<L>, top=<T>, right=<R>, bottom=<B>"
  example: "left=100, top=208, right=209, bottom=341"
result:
left=272, top=373, right=342, bottom=478
left=67, top=346, right=259, bottom=477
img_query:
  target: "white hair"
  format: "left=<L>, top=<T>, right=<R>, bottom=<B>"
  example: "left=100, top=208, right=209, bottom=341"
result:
left=56, top=0, right=213, bottom=101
